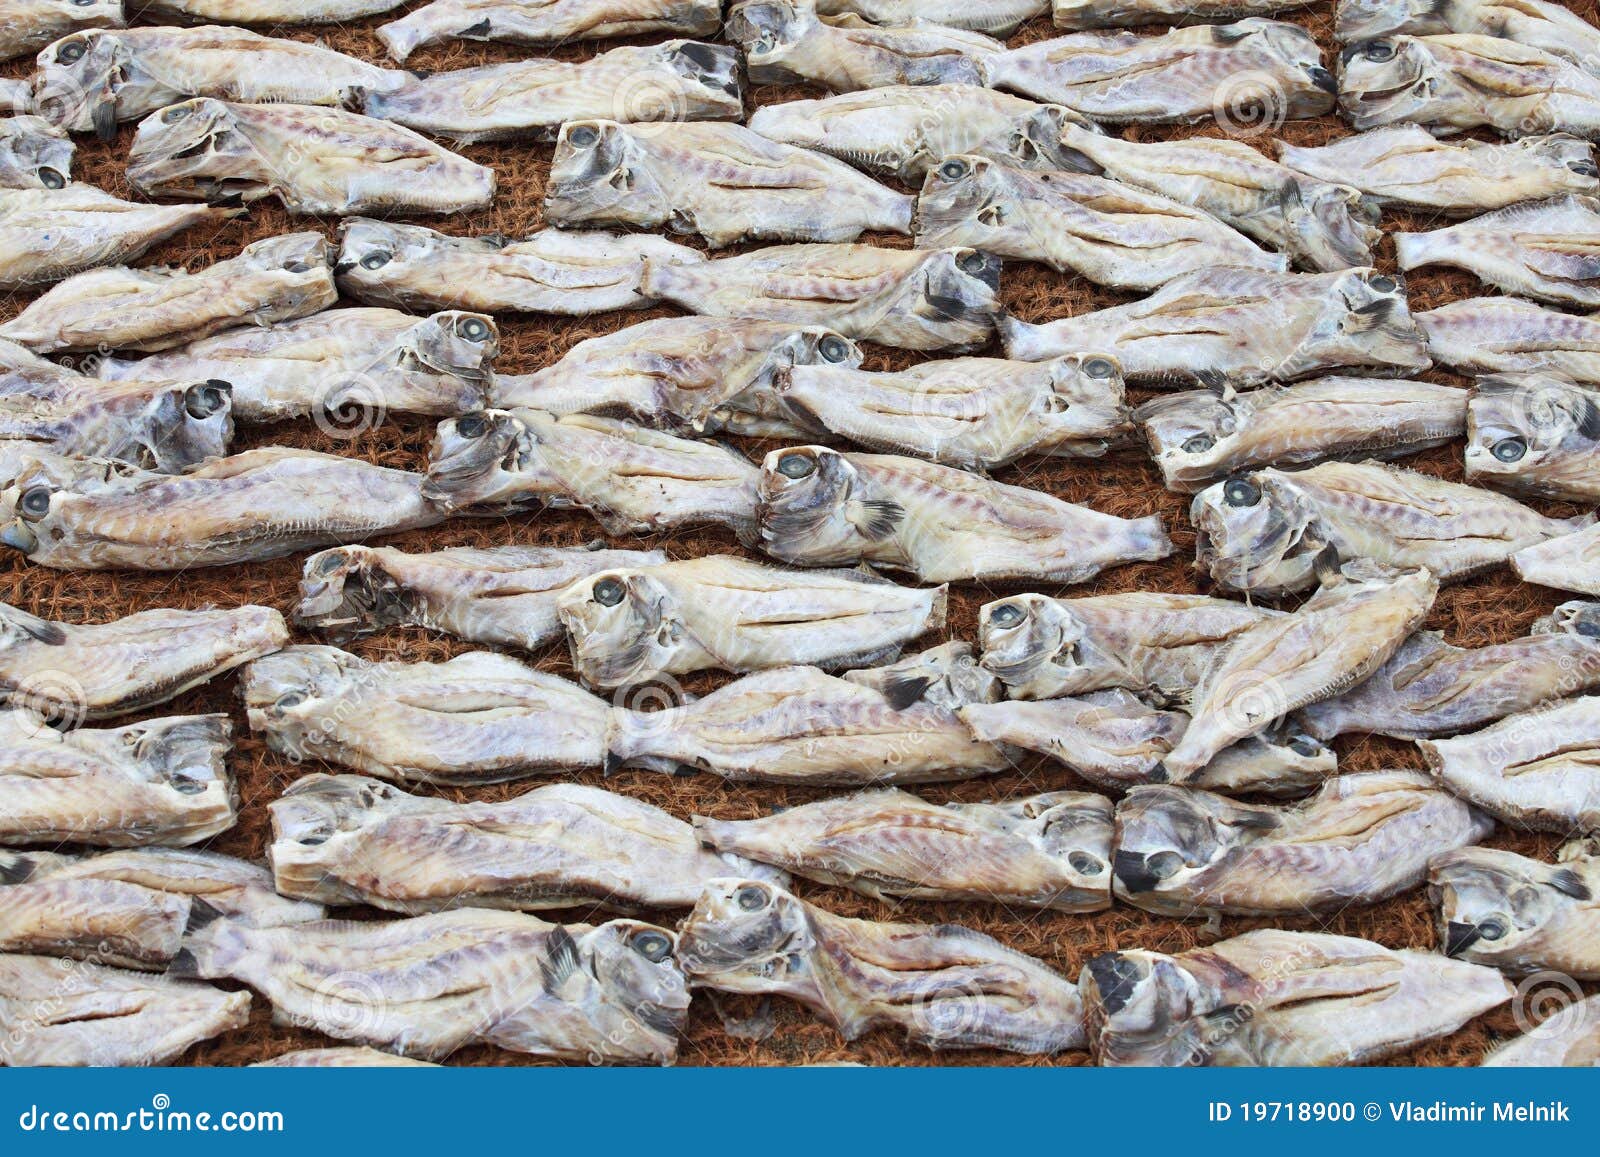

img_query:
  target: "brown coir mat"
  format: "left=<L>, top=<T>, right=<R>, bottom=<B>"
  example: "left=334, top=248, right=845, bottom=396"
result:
left=2, top=0, right=1595, bottom=1068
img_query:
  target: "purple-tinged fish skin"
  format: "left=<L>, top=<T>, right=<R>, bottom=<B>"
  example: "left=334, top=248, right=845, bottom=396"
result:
left=1335, top=0, right=1600, bottom=71
left=1054, top=0, right=1319, bottom=30
left=136, top=0, right=408, bottom=23
left=254, top=1047, right=437, bottom=1067
left=1418, top=296, right=1600, bottom=383
left=1465, top=371, right=1600, bottom=502
left=817, top=0, right=1045, bottom=35
left=377, top=0, right=723, bottom=63
left=1395, top=195, right=1600, bottom=307
left=0, top=0, right=121, bottom=63
left=0, top=876, right=189, bottom=968
left=1513, top=522, right=1600, bottom=595
left=1431, top=841, right=1600, bottom=980
left=841, top=640, right=1000, bottom=712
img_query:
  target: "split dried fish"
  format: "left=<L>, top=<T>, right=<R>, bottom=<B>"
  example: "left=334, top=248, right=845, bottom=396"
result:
left=0, top=873, right=190, bottom=968
left=1056, top=122, right=1379, bottom=272
left=1395, top=195, right=1600, bottom=306
left=1420, top=695, right=1600, bottom=832
left=694, top=788, right=1113, bottom=911
left=841, top=639, right=1000, bottom=712
left=335, top=220, right=702, bottom=316
left=606, top=664, right=1012, bottom=786
left=640, top=243, right=1001, bottom=351
left=0, top=0, right=121, bottom=62
left=986, top=20, right=1336, bottom=124
left=255, top=1048, right=437, bottom=1067
left=0, top=954, right=249, bottom=1067
left=1137, top=376, right=1468, bottom=491
left=776, top=352, right=1130, bottom=470
left=243, top=646, right=613, bottom=786
left=0, top=710, right=235, bottom=847
left=1302, top=601, right=1600, bottom=739
left=135, top=0, right=408, bottom=22
left=1466, top=371, right=1600, bottom=502
left=0, top=231, right=336, bottom=355
left=490, top=316, right=861, bottom=436
left=916, top=155, right=1286, bottom=288
left=295, top=542, right=666, bottom=649
left=756, top=445, right=1171, bottom=583
left=99, top=306, right=496, bottom=425
left=1001, top=267, right=1432, bottom=385
left=363, top=41, right=741, bottom=143
left=1277, top=127, right=1599, bottom=213
left=377, top=0, right=723, bottom=62
left=269, top=773, right=783, bottom=914
left=0, top=115, right=70, bottom=188
left=1191, top=460, right=1587, bottom=595
left=1513, top=522, right=1600, bottom=595
left=33, top=25, right=406, bottom=136
left=127, top=99, right=494, bottom=216
left=746, top=85, right=1094, bottom=184
left=1053, top=0, right=1320, bottom=30
left=424, top=408, right=759, bottom=540
left=678, top=878, right=1085, bottom=1053
left=1080, top=928, right=1511, bottom=1065
left=816, top=0, right=1045, bottom=35
left=1432, top=842, right=1600, bottom=979
left=1419, top=296, right=1600, bottom=383
left=1113, top=771, right=1489, bottom=917
left=557, top=554, right=945, bottom=687
left=1483, top=994, right=1600, bottom=1066
left=174, top=909, right=689, bottom=1063
left=1335, top=0, right=1600, bottom=70
left=544, top=120, right=913, bottom=247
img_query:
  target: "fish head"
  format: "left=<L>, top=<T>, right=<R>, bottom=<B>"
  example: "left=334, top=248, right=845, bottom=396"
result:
left=1030, top=353, right=1127, bottom=453
left=233, top=231, right=336, bottom=310
left=918, top=246, right=1002, bottom=334
left=294, top=546, right=418, bottom=643
left=582, top=920, right=692, bottom=1059
left=727, top=0, right=813, bottom=76
left=1191, top=471, right=1324, bottom=595
left=1430, top=849, right=1589, bottom=969
left=1307, top=267, right=1429, bottom=374
left=1227, top=19, right=1335, bottom=104
left=1112, top=786, right=1249, bottom=904
left=423, top=408, right=543, bottom=512
left=31, top=29, right=123, bottom=137
left=397, top=311, right=499, bottom=393
left=1009, top=105, right=1103, bottom=174
left=846, top=640, right=999, bottom=711
left=332, top=218, right=444, bottom=299
left=239, top=646, right=363, bottom=739
left=557, top=567, right=679, bottom=688
left=1334, top=0, right=1442, bottom=41
left=137, top=379, right=233, bottom=472
left=0, top=445, right=99, bottom=560
left=122, top=714, right=234, bottom=809
left=545, top=120, right=671, bottom=228
left=782, top=326, right=864, bottom=374
left=1467, top=373, right=1600, bottom=488
left=269, top=772, right=395, bottom=853
left=1518, top=133, right=1599, bottom=183
left=756, top=445, right=869, bottom=562
left=914, top=155, right=1014, bottom=249
left=978, top=594, right=1101, bottom=698
left=656, top=40, right=743, bottom=105
left=1080, top=948, right=1212, bottom=1066
left=1337, top=37, right=1443, bottom=130
left=1532, top=599, right=1600, bottom=641
left=1134, top=388, right=1240, bottom=490
left=1195, top=718, right=1336, bottom=794
left=0, top=118, right=74, bottom=190
left=126, top=98, right=257, bottom=204
left=1031, top=792, right=1113, bottom=887
left=676, top=878, right=815, bottom=995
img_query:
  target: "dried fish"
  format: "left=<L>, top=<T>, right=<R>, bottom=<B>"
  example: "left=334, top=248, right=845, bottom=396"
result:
left=544, top=120, right=913, bottom=247
left=0, top=710, right=235, bottom=847
left=363, top=41, right=741, bottom=143
left=0, top=77, right=28, bottom=113
left=1420, top=695, right=1600, bottom=832
left=842, top=642, right=999, bottom=717
left=243, top=646, right=613, bottom=786
left=558, top=554, right=945, bottom=687
left=174, top=910, right=689, bottom=1063
left=33, top=25, right=406, bottom=136
left=255, top=1048, right=437, bottom=1067
left=758, top=445, right=1169, bottom=582
left=337, top=222, right=701, bottom=320
left=641, top=243, right=1002, bottom=352
left=377, top=0, right=723, bottom=62
left=986, top=20, right=1336, bottom=124
left=135, top=0, right=407, bottom=22
left=816, top=0, right=1045, bottom=35
left=0, top=875, right=189, bottom=968
left=0, top=954, right=250, bottom=1066
left=1514, top=522, right=1600, bottom=595
left=1395, top=195, right=1600, bottom=306
left=0, top=115, right=70, bottom=188
left=1080, top=929, right=1511, bottom=1065
left=0, top=0, right=121, bottom=62
left=1277, top=127, right=1599, bottom=213
left=1335, top=0, right=1600, bottom=70
left=424, top=408, right=759, bottom=540
left=0, top=232, right=336, bottom=355
left=916, top=155, right=1286, bottom=288
left=695, top=788, right=1113, bottom=911
left=1466, top=371, right=1600, bottom=502
left=127, top=99, right=494, bottom=216
left=296, top=542, right=666, bottom=649
left=1137, top=376, right=1468, bottom=491
left=776, top=353, right=1130, bottom=470
left=678, top=878, right=1085, bottom=1053
left=1054, top=0, right=1320, bottom=31
left=1418, top=296, right=1600, bottom=383
left=1482, top=994, right=1600, bottom=1066
left=1432, top=842, right=1600, bottom=979
left=1001, top=267, right=1432, bottom=385
left=1113, top=771, right=1489, bottom=916
left=1191, top=460, right=1587, bottom=595
left=959, top=691, right=1184, bottom=787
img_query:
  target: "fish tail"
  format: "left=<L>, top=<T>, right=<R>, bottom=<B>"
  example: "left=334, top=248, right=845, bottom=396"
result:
left=996, top=313, right=1049, bottom=361
left=374, top=11, right=432, bottom=63
left=1391, top=230, right=1436, bottom=272
left=1126, top=514, right=1175, bottom=562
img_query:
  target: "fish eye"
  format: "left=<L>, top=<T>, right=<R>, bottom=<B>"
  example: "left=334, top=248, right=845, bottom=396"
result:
left=775, top=451, right=815, bottom=479
left=1082, top=356, right=1115, bottom=379
left=592, top=577, right=626, bottom=607
left=71, top=0, right=97, bottom=5
left=735, top=884, right=769, bottom=911
left=1288, top=735, right=1322, bottom=758
left=568, top=124, right=599, bottom=148
left=17, top=485, right=51, bottom=519
left=1367, top=274, right=1396, bottom=293
left=1363, top=40, right=1396, bottom=62
left=184, top=380, right=228, bottom=418
left=297, top=834, right=327, bottom=846
left=1578, top=619, right=1600, bottom=638
left=938, top=158, right=969, bottom=180
left=283, top=260, right=310, bottom=273
left=359, top=250, right=391, bottom=270
left=1491, top=437, right=1527, bottom=463
left=1069, top=851, right=1103, bottom=876
left=1181, top=434, right=1216, bottom=454
left=989, top=603, right=1025, bottom=628
left=314, top=551, right=346, bottom=576
left=630, top=929, right=672, bottom=962
left=1148, top=851, right=1184, bottom=880
left=274, top=691, right=305, bottom=711
left=1477, top=917, right=1508, bottom=941
left=957, top=251, right=988, bottom=275
left=456, top=413, right=489, bottom=439
left=459, top=318, right=490, bottom=342
left=1223, top=478, right=1260, bottom=507
left=751, top=32, right=775, bottom=52
left=162, top=105, right=191, bottom=123
left=1569, top=157, right=1599, bottom=176
left=37, top=167, right=65, bottom=189
left=56, top=41, right=87, bottom=63
left=819, top=334, right=850, bottom=363
left=171, top=776, right=207, bottom=795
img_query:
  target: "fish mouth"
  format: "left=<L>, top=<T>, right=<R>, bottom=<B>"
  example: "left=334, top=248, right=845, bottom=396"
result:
left=1111, top=850, right=1168, bottom=894
left=1443, top=921, right=1482, bottom=957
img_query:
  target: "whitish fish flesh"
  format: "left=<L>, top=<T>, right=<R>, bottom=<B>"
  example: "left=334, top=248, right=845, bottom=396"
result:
left=1337, top=35, right=1600, bottom=137
left=255, top=1048, right=437, bottom=1067
left=1483, top=993, right=1600, bottom=1066
left=1432, top=842, right=1600, bottom=979
left=336, top=220, right=701, bottom=316
left=986, top=20, right=1336, bottom=124
left=1395, top=195, right=1600, bottom=306
left=174, top=910, right=689, bottom=1063
left=363, top=41, right=741, bottom=143
left=1113, top=770, right=1489, bottom=916
left=1001, top=267, right=1432, bottom=385
left=0, top=115, right=70, bottom=188
left=99, top=306, right=496, bottom=425
left=1079, top=929, right=1510, bottom=1065
left=127, top=99, right=494, bottom=216
left=1137, top=376, right=1468, bottom=491
left=243, top=646, right=613, bottom=786
left=134, top=0, right=407, bottom=21
left=0, top=78, right=28, bottom=113
left=916, top=154, right=1286, bottom=288
left=0, top=710, right=235, bottom=847
left=746, top=85, right=1095, bottom=183
left=1302, top=600, right=1600, bottom=739
left=557, top=553, right=945, bottom=687
left=0, top=231, right=336, bottom=355
left=840, top=639, right=1000, bottom=712
left=1418, top=296, right=1600, bottom=383
left=694, top=788, right=1113, bottom=911
left=1054, top=0, right=1320, bottom=30
left=1191, top=460, right=1587, bottom=595
left=269, top=773, right=783, bottom=914
left=424, top=408, right=759, bottom=541
left=606, top=665, right=1012, bottom=785
left=1056, top=122, right=1379, bottom=272
left=776, top=352, right=1130, bottom=470
left=33, top=25, right=406, bottom=136
left=816, top=0, right=1045, bottom=35
left=0, top=954, right=249, bottom=1066
left=1419, top=695, right=1600, bottom=831
left=678, top=877, right=1085, bottom=1053
left=377, top=0, right=723, bottom=62
left=1336, top=0, right=1600, bottom=71
left=1277, top=127, right=1599, bottom=213
left=295, top=541, right=666, bottom=648
left=1466, top=371, right=1600, bottom=502
left=1514, top=522, right=1600, bottom=595
left=544, top=120, right=912, bottom=247
left=489, top=316, right=862, bottom=436
left=640, top=243, right=1002, bottom=351
left=0, top=0, right=121, bottom=62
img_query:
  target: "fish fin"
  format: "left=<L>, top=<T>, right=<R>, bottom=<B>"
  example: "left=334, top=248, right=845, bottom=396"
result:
left=0, top=851, right=35, bottom=884
left=185, top=897, right=224, bottom=933
left=1549, top=868, right=1593, bottom=902
left=167, top=947, right=201, bottom=979
left=0, top=604, right=64, bottom=645
left=456, top=17, right=492, bottom=37
left=879, top=675, right=933, bottom=710
left=602, top=750, right=623, bottom=777
left=849, top=498, right=904, bottom=541
left=539, top=926, right=581, bottom=992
